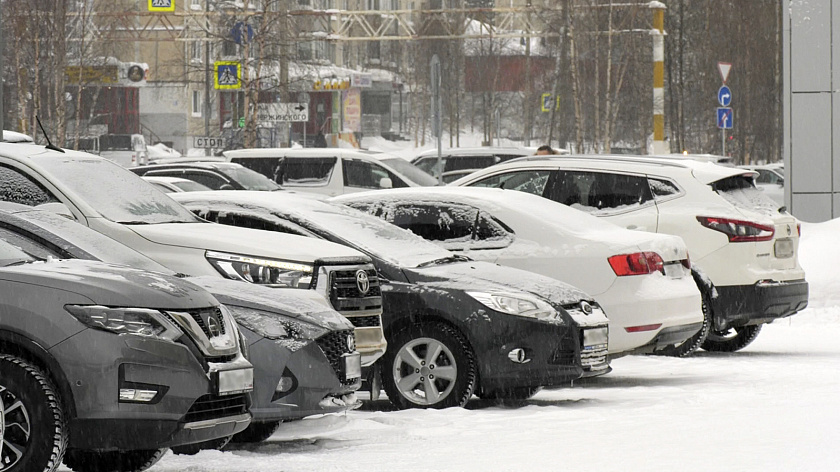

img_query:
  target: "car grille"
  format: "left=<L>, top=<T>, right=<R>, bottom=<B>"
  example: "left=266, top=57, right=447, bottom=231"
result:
left=328, top=268, right=382, bottom=316
left=186, top=307, right=227, bottom=338
left=580, top=345, right=609, bottom=371
left=346, top=315, right=381, bottom=328
left=315, top=328, right=358, bottom=385
left=183, top=393, right=248, bottom=424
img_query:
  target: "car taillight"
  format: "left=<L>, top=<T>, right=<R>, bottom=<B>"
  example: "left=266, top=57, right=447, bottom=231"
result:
left=608, top=252, right=665, bottom=276
left=797, top=223, right=801, bottom=236
left=696, top=216, right=774, bottom=242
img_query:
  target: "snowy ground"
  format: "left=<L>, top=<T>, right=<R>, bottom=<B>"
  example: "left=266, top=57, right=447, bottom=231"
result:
left=58, top=208, right=840, bottom=472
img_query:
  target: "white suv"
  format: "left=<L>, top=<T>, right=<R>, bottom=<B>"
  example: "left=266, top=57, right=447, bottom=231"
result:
left=224, top=148, right=437, bottom=196
left=452, top=154, right=809, bottom=352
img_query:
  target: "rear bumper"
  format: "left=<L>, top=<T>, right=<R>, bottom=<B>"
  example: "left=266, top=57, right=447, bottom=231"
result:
left=713, top=279, right=809, bottom=329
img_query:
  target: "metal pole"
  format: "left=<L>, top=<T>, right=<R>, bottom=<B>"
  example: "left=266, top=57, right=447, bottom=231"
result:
left=431, top=54, right=442, bottom=185
left=651, top=3, right=666, bottom=154
left=204, top=1, right=211, bottom=156
left=0, top=2, right=4, bottom=141
left=722, top=128, right=726, bottom=157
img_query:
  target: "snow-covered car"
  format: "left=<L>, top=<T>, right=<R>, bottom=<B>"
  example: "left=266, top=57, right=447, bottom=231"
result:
left=411, top=146, right=542, bottom=180
left=0, top=205, right=362, bottom=446
left=452, top=154, right=809, bottom=352
left=170, top=190, right=611, bottom=409
left=223, top=148, right=437, bottom=196
left=142, top=175, right=214, bottom=193
left=336, top=187, right=705, bottom=358
left=0, top=143, right=386, bottom=369
left=131, top=161, right=282, bottom=191
left=0, top=237, right=252, bottom=472
left=739, top=164, right=785, bottom=207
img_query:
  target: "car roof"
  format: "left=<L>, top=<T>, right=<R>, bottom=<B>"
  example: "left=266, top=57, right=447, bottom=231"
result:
left=133, top=161, right=246, bottom=172
left=146, top=156, right=226, bottom=165
left=476, top=154, right=755, bottom=185
left=224, top=148, right=387, bottom=160
left=414, top=146, right=537, bottom=159
left=141, top=175, right=196, bottom=184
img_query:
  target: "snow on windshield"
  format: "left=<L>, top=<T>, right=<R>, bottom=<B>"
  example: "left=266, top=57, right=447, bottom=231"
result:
left=31, top=154, right=199, bottom=224
left=713, top=176, right=781, bottom=217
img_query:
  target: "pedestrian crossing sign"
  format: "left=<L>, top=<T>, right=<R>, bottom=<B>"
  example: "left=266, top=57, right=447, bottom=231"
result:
left=148, top=0, right=175, bottom=12
left=215, top=62, right=241, bottom=90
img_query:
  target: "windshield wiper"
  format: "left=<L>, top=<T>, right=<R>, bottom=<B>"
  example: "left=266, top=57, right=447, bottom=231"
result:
left=417, top=254, right=472, bottom=268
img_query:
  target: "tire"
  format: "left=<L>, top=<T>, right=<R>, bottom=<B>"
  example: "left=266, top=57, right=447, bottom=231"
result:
left=171, top=436, right=231, bottom=456
left=381, top=322, right=476, bottom=410
left=0, top=354, right=67, bottom=472
left=477, top=386, right=542, bottom=402
left=63, top=448, right=166, bottom=472
left=654, top=293, right=712, bottom=358
left=701, top=324, right=763, bottom=353
left=229, top=421, right=281, bottom=444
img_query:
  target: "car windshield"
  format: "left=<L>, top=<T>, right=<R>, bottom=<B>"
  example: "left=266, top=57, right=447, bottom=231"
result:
left=217, top=165, right=281, bottom=191
left=380, top=157, right=439, bottom=186
left=9, top=208, right=174, bottom=273
left=173, top=180, right=213, bottom=192
left=0, top=238, right=37, bottom=266
left=712, top=175, right=782, bottom=215
left=30, top=154, right=200, bottom=224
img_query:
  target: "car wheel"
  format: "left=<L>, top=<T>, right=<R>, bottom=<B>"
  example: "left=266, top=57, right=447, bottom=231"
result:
left=229, top=421, right=281, bottom=444
left=701, top=324, right=763, bottom=352
left=0, top=354, right=67, bottom=472
left=382, top=322, right=476, bottom=409
left=63, top=448, right=166, bottom=472
left=654, top=293, right=712, bottom=358
left=477, top=386, right=542, bottom=402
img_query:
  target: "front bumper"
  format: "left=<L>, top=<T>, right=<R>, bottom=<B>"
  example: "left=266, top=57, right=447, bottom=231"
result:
left=712, top=279, right=809, bottom=330
left=52, top=329, right=252, bottom=451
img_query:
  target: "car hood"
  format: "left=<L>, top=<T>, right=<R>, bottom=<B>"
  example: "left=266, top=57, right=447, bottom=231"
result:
left=403, top=260, right=591, bottom=307
left=0, top=259, right=217, bottom=309
left=188, top=275, right=352, bottom=332
left=127, top=222, right=364, bottom=262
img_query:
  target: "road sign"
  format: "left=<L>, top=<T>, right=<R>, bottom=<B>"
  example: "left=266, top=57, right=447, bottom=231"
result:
left=718, top=85, right=732, bottom=107
left=718, top=62, right=732, bottom=83
left=148, top=0, right=175, bottom=12
left=540, top=93, right=560, bottom=112
left=214, top=62, right=240, bottom=89
left=194, top=136, right=225, bottom=149
left=257, top=103, right=309, bottom=123
left=717, top=107, right=733, bottom=129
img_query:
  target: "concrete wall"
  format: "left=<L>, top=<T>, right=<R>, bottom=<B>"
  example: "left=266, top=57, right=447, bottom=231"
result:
left=785, top=0, right=840, bottom=222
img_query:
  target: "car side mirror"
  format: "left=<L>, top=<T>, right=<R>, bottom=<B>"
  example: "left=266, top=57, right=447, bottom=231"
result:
left=219, top=184, right=234, bottom=190
left=379, top=177, right=393, bottom=189
left=35, top=202, right=76, bottom=220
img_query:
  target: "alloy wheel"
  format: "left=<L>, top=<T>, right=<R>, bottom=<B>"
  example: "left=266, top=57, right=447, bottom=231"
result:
left=392, top=337, right=459, bottom=405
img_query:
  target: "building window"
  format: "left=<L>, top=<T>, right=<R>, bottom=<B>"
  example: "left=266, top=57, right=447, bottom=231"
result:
left=191, top=0, right=202, bottom=10
left=192, top=91, right=203, bottom=117
left=190, top=41, right=202, bottom=63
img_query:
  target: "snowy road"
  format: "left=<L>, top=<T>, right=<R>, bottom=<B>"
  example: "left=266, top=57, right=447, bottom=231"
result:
left=94, top=308, right=838, bottom=472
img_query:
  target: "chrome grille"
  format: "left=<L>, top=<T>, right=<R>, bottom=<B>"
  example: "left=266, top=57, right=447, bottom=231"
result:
left=581, top=345, right=609, bottom=371
left=328, top=268, right=383, bottom=314
left=187, top=307, right=226, bottom=338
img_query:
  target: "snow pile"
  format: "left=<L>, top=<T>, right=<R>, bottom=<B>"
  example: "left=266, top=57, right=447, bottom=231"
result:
left=798, top=218, right=840, bottom=308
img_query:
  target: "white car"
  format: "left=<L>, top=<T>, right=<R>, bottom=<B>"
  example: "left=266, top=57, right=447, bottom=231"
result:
left=223, top=148, right=438, bottom=196
left=142, top=175, right=213, bottom=193
left=739, top=164, right=785, bottom=208
left=411, top=146, right=541, bottom=181
left=451, top=154, right=809, bottom=352
left=335, top=187, right=705, bottom=358
left=0, top=144, right=386, bottom=367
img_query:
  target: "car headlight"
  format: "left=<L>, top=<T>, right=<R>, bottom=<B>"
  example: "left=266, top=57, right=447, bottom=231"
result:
left=466, top=291, right=562, bottom=321
left=225, top=305, right=327, bottom=341
left=65, top=305, right=182, bottom=341
left=206, top=250, right=313, bottom=288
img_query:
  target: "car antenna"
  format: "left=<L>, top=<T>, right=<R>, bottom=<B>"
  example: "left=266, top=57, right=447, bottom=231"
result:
left=35, top=116, right=65, bottom=153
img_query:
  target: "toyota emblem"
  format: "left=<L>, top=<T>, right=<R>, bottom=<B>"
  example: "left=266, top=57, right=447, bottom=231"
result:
left=356, top=270, right=370, bottom=295
left=580, top=301, right=593, bottom=315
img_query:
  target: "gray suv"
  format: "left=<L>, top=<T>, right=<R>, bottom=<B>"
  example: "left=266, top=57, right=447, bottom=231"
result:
left=0, top=241, right=253, bottom=471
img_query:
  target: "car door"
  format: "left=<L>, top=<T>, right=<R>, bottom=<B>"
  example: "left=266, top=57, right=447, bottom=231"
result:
left=342, top=158, right=408, bottom=194
left=377, top=202, right=513, bottom=253
left=545, top=169, right=658, bottom=232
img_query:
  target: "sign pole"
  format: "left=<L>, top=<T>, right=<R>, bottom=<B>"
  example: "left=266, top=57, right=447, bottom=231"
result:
left=431, top=54, right=442, bottom=185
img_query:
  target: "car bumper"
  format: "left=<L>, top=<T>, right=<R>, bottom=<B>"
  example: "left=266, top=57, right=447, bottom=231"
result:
left=712, top=279, right=809, bottom=329
left=247, top=336, right=361, bottom=423
left=50, top=329, right=252, bottom=451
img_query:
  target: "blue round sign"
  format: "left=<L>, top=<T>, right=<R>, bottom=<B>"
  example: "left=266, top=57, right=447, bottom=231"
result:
left=718, top=85, right=732, bottom=107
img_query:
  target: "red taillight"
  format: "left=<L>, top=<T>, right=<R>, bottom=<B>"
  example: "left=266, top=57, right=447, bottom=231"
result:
left=681, top=251, right=691, bottom=269
left=608, top=252, right=665, bottom=276
left=797, top=223, right=801, bottom=236
left=696, top=216, right=775, bottom=242
left=625, top=324, right=662, bottom=333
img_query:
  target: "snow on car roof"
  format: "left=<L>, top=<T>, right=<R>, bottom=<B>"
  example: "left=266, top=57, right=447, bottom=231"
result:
left=414, top=146, right=536, bottom=158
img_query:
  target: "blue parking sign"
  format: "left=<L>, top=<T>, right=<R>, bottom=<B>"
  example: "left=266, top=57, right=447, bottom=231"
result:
left=717, top=107, right=733, bottom=129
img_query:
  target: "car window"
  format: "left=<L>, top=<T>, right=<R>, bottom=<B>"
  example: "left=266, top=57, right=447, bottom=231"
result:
left=0, top=165, right=60, bottom=207
left=380, top=203, right=513, bottom=251
left=343, top=159, right=407, bottom=189
left=443, top=156, right=497, bottom=173
left=756, top=169, right=782, bottom=185
left=648, top=177, right=681, bottom=201
left=712, top=175, right=780, bottom=215
left=180, top=171, right=230, bottom=190
left=379, top=158, right=438, bottom=186
left=197, top=210, right=314, bottom=237
left=173, top=180, right=213, bottom=192
left=215, top=165, right=280, bottom=190
left=277, top=157, right=336, bottom=186
left=0, top=237, right=38, bottom=266
left=547, top=170, right=652, bottom=212
left=0, top=227, right=62, bottom=260
left=413, top=156, right=446, bottom=177
left=469, top=170, right=551, bottom=196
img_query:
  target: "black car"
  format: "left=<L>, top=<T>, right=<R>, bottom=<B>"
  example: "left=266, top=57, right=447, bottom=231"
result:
left=0, top=204, right=362, bottom=447
left=130, top=161, right=281, bottom=191
left=171, top=191, right=612, bottom=410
